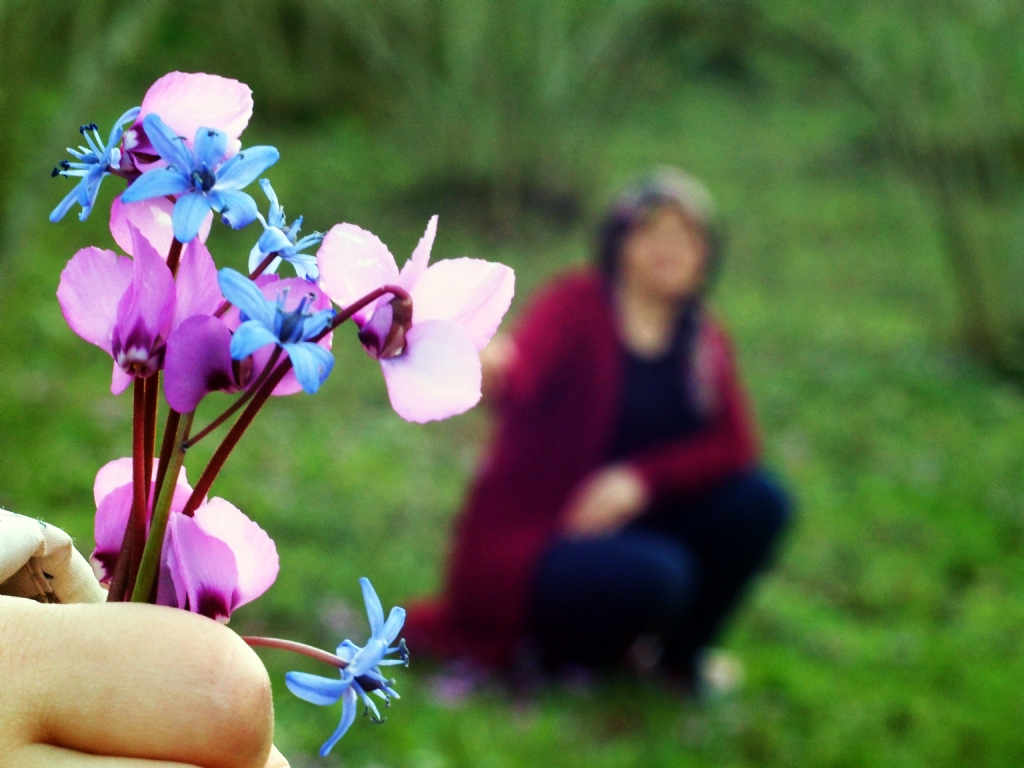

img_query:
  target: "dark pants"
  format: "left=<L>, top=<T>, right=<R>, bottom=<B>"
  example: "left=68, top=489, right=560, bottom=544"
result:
left=527, top=469, right=791, bottom=674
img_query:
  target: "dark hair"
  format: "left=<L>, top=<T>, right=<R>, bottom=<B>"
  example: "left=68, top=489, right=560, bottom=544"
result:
left=597, top=168, right=723, bottom=291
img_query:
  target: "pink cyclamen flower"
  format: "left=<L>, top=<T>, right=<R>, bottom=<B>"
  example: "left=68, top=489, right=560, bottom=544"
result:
left=122, top=71, right=253, bottom=171
left=57, top=223, right=221, bottom=394
left=91, top=458, right=278, bottom=622
left=317, top=216, right=514, bottom=422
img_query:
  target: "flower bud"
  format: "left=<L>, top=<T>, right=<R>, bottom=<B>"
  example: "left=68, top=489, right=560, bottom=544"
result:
left=358, top=294, right=413, bottom=360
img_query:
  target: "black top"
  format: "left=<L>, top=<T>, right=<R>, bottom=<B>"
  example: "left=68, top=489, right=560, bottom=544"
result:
left=608, top=303, right=706, bottom=460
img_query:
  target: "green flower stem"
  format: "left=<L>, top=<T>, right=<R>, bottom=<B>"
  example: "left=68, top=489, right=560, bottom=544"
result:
left=131, top=409, right=194, bottom=603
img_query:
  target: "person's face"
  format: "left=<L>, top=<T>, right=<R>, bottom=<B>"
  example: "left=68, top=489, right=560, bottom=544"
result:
left=619, top=205, right=707, bottom=301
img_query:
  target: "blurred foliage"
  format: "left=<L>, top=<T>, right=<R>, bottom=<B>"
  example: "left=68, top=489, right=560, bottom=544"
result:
left=4, top=2, right=1024, bottom=765
left=742, top=0, right=1024, bottom=377
left=5, top=0, right=1024, bottom=374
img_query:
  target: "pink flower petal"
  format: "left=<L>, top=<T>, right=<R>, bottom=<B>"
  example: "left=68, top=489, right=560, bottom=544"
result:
left=139, top=71, right=253, bottom=146
left=162, top=512, right=238, bottom=622
left=411, top=258, right=515, bottom=350
left=193, top=497, right=279, bottom=609
left=398, top=215, right=437, bottom=289
left=110, top=194, right=212, bottom=258
left=111, top=363, right=133, bottom=395
left=317, top=223, right=399, bottom=325
left=91, top=484, right=134, bottom=583
left=164, top=315, right=237, bottom=413
left=171, top=238, right=222, bottom=332
left=94, top=457, right=134, bottom=506
left=57, top=246, right=133, bottom=354
left=380, top=319, right=482, bottom=423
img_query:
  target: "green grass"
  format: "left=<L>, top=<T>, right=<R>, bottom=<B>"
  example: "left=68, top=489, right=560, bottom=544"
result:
left=3, top=78, right=1024, bottom=767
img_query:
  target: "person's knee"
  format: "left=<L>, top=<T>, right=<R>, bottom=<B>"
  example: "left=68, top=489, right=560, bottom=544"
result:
left=734, top=470, right=794, bottom=542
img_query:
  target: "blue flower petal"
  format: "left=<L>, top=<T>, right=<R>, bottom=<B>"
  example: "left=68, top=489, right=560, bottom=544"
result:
left=104, top=106, right=140, bottom=151
left=290, top=253, right=319, bottom=281
left=121, top=168, right=192, bottom=203
left=230, top=320, right=278, bottom=360
left=193, top=126, right=228, bottom=168
left=172, top=192, right=216, bottom=243
left=256, top=227, right=293, bottom=255
left=382, top=606, right=406, bottom=646
left=142, top=113, right=194, bottom=171
left=336, top=639, right=360, bottom=663
left=248, top=242, right=282, bottom=275
left=301, top=308, right=335, bottom=340
left=259, top=178, right=284, bottom=227
left=215, top=146, right=280, bottom=190
left=360, top=577, right=385, bottom=638
left=210, top=189, right=259, bottom=230
left=292, top=232, right=324, bottom=253
left=285, top=671, right=347, bottom=706
left=283, top=342, right=334, bottom=393
left=218, top=268, right=276, bottom=328
left=320, top=686, right=359, bottom=757
left=50, top=184, right=84, bottom=223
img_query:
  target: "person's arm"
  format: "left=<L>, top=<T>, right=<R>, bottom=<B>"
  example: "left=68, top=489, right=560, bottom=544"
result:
left=630, top=328, right=759, bottom=498
left=0, top=596, right=288, bottom=768
left=562, top=325, right=759, bottom=537
left=484, top=275, right=589, bottom=407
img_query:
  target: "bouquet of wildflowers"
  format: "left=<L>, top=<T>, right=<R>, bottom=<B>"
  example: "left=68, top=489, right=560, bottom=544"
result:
left=49, top=71, right=514, bottom=755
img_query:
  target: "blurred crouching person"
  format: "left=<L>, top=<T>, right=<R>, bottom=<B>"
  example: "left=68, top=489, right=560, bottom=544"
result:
left=405, top=169, right=792, bottom=686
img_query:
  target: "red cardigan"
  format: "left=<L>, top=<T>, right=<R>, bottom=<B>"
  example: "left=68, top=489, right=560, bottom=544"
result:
left=404, top=269, right=759, bottom=667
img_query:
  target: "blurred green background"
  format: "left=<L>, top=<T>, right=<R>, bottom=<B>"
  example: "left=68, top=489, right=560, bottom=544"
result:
left=4, top=1, right=1024, bottom=766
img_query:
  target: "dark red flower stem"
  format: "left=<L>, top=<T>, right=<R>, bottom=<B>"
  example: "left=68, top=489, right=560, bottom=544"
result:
left=243, top=636, right=349, bottom=669
left=105, top=517, right=135, bottom=602
left=166, top=238, right=184, bottom=276
left=180, top=285, right=410, bottom=516
left=184, top=346, right=283, bottom=449
left=213, top=251, right=279, bottom=319
left=124, top=379, right=149, bottom=596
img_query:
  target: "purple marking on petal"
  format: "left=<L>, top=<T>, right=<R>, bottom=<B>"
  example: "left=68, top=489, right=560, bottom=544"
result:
left=91, top=484, right=135, bottom=584
left=164, top=512, right=238, bottom=622
left=111, top=225, right=175, bottom=377
left=193, top=497, right=278, bottom=610
left=357, top=302, right=392, bottom=359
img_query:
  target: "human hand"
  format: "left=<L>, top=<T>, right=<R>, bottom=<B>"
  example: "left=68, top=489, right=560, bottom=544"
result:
left=0, top=596, right=288, bottom=768
left=480, top=333, right=517, bottom=403
left=563, top=465, right=651, bottom=538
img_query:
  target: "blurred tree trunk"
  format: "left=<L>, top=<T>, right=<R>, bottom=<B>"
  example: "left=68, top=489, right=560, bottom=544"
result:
left=746, top=0, right=1024, bottom=380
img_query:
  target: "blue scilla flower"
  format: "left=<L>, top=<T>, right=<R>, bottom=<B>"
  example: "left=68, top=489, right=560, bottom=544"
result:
left=218, top=268, right=336, bottom=394
left=50, top=107, right=140, bottom=223
left=286, top=578, right=408, bottom=757
left=249, top=179, right=322, bottom=281
left=121, top=113, right=279, bottom=243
